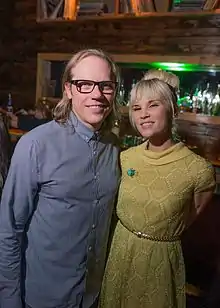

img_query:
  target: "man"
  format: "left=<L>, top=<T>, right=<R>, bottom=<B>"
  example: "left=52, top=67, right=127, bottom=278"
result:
left=0, top=49, right=121, bottom=308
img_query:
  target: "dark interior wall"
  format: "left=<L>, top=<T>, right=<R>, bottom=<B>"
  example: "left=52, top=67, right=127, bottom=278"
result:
left=1, top=0, right=220, bottom=109
left=0, top=0, right=15, bottom=105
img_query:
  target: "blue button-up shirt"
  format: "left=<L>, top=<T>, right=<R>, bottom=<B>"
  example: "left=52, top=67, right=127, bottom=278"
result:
left=0, top=113, right=120, bottom=308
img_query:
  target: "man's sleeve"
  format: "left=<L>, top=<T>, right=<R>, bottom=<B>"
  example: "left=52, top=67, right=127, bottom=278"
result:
left=0, top=135, right=39, bottom=308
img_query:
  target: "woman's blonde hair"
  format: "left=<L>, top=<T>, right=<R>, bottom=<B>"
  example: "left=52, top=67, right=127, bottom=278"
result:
left=53, top=49, right=120, bottom=131
left=143, top=69, right=180, bottom=92
left=129, top=78, right=179, bottom=138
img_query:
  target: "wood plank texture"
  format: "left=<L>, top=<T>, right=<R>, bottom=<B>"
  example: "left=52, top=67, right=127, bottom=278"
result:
left=1, top=1, right=220, bottom=108
left=1, top=1, right=220, bottom=161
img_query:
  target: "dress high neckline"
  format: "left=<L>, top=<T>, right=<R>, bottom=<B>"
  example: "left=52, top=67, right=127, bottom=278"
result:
left=141, top=141, right=192, bottom=165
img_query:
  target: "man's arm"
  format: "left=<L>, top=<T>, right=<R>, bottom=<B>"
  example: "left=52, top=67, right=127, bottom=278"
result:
left=0, top=136, right=39, bottom=308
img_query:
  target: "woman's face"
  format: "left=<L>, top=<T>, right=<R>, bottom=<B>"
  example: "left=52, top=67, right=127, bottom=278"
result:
left=131, top=97, right=171, bottom=139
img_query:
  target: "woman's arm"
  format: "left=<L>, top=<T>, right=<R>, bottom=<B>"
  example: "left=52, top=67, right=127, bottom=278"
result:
left=187, top=160, right=216, bottom=227
left=193, top=189, right=215, bottom=216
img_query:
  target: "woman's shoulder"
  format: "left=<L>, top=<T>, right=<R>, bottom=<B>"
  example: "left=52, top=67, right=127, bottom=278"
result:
left=121, top=144, right=143, bottom=161
left=184, top=148, right=213, bottom=171
left=120, top=145, right=145, bottom=175
left=183, top=149, right=215, bottom=189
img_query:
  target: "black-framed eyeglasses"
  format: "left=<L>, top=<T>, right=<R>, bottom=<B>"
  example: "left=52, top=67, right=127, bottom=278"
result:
left=70, top=79, right=118, bottom=94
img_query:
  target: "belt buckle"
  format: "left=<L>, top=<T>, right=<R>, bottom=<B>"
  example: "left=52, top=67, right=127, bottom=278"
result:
left=136, top=231, right=142, bottom=238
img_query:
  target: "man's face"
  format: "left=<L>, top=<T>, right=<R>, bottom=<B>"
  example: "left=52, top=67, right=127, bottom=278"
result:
left=65, top=56, right=117, bottom=131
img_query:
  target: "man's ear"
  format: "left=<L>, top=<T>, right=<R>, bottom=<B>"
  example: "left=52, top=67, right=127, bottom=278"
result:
left=64, top=82, right=72, bottom=100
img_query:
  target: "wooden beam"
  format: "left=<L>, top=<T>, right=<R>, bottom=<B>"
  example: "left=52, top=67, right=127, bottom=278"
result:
left=37, top=52, right=220, bottom=66
left=36, top=54, right=51, bottom=103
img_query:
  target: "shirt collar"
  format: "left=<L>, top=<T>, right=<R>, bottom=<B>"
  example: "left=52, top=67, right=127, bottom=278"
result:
left=69, top=112, right=101, bottom=142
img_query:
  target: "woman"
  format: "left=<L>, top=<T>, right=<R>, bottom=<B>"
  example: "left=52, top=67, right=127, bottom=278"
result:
left=99, top=73, right=215, bottom=308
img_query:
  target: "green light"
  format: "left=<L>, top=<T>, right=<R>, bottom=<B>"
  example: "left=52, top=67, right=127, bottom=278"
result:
left=157, top=62, right=185, bottom=68
left=117, top=62, right=220, bottom=72
left=151, top=62, right=194, bottom=72
left=159, top=63, right=186, bottom=71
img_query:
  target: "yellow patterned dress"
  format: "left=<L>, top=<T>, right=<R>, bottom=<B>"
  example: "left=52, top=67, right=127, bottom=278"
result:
left=99, top=142, right=215, bottom=308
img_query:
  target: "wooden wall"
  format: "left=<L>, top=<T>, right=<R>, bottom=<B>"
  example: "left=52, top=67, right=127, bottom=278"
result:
left=176, top=116, right=220, bottom=161
left=1, top=0, right=220, bottom=109
left=0, top=0, right=15, bottom=104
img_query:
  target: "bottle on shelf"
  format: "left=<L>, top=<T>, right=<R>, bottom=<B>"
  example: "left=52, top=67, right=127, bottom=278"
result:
left=211, top=83, right=220, bottom=116
left=131, top=78, right=136, bottom=90
left=7, top=93, right=13, bottom=113
left=118, top=81, right=126, bottom=106
left=177, top=93, right=192, bottom=113
left=126, top=78, right=136, bottom=106
left=192, top=86, right=202, bottom=113
left=201, top=82, right=212, bottom=115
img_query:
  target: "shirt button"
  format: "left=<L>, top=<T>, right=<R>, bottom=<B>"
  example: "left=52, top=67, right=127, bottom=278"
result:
left=88, top=246, right=92, bottom=251
left=92, top=224, right=96, bottom=229
left=93, top=151, right=97, bottom=155
left=94, top=175, right=97, bottom=179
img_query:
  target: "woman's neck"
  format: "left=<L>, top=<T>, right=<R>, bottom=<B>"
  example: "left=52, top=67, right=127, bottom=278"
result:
left=147, top=137, right=175, bottom=152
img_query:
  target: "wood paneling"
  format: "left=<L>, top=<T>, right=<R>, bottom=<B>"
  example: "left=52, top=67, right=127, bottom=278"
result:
left=176, top=119, right=220, bottom=160
left=0, top=0, right=15, bottom=103
left=1, top=1, right=220, bottom=108
left=175, top=113, right=220, bottom=160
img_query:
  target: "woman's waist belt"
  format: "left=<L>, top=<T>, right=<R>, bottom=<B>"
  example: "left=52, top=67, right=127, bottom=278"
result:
left=120, top=220, right=180, bottom=242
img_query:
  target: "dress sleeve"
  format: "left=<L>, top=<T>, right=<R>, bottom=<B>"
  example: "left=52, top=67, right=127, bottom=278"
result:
left=194, top=159, right=216, bottom=193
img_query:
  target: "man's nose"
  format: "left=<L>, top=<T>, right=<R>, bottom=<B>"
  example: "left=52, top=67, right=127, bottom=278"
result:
left=92, top=84, right=103, bottom=97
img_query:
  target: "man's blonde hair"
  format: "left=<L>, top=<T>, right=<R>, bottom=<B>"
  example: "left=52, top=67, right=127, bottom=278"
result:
left=53, top=49, right=120, bottom=132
